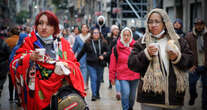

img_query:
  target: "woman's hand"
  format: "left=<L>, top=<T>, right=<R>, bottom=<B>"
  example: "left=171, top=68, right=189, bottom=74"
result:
left=30, top=51, right=42, bottom=61
left=167, top=50, right=178, bottom=61
left=147, top=45, right=158, bottom=56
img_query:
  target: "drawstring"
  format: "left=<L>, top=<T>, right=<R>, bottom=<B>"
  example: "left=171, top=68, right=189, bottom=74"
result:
left=92, top=39, right=101, bottom=55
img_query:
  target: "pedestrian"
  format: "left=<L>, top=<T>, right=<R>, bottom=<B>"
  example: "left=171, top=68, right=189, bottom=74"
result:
left=73, top=24, right=90, bottom=90
left=67, top=26, right=80, bottom=47
left=131, top=26, right=140, bottom=40
left=77, top=28, right=110, bottom=101
left=5, top=26, right=20, bottom=103
left=106, top=25, right=121, bottom=97
left=173, top=18, right=185, bottom=38
left=109, top=27, right=140, bottom=110
left=185, top=18, right=207, bottom=110
left=92, top=15, right=110, bottom=82
left=0, top=38, right=11, bottom=97
left=128, top=8, right=193, bottom=110
left=92, top=15, right=110, bottom=39
left=9, top=10, right=86, bottom=110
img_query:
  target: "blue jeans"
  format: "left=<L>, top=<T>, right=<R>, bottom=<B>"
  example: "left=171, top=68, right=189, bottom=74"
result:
left=87, top=65, right=104, bottom=97
left=141, top=104, right=182, bottom=110
left=80, top=66, right=89, bottom=88
left=115, top=80, right=121, bottom=93
left=189, top=66, right=207, bottom=109
left=119, top=79, right=139, bottom=110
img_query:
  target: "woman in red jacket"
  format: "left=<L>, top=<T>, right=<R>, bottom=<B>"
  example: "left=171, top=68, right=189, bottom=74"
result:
left=109, top=27, right=140, bottom=110
left=9, top=10, right=85, bottom=110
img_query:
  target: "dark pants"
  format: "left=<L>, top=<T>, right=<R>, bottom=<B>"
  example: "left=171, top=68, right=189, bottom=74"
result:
left=189, top=66, right=207, bottom=110
left=8, top=74, right=18, bottom=100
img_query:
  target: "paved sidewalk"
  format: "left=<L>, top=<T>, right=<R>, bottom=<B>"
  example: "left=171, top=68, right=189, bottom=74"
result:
left=0, top=68, right=202, bottom=110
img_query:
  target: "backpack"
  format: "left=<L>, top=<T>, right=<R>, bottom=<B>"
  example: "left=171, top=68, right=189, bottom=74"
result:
left=50, top=85, right=89, bottom=110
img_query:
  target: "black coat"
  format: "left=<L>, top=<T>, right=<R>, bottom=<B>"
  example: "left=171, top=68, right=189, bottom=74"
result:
left=77, top=39, right=110, bottom=67
left=0, top=39, right=11, bottom=78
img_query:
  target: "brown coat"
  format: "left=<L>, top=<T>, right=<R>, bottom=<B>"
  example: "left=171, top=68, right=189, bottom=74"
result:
left=128, top=37, right=193, bottom=106
left=5, top=35, right=19, bottom=49
left=185, top=27, right=207, bottom=67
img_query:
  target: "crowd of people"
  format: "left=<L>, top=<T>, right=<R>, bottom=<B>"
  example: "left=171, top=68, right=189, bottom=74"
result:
left=0, top=8, right=206, bottom=110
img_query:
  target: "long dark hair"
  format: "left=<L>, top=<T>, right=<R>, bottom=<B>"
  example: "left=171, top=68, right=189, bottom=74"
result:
left=86, top=28, right=107, bottom=44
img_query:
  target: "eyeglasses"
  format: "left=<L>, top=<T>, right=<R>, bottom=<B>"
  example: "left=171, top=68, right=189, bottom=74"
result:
left=93, top=32, right=99, bottom=34
left=148, top=20, right=163, bottom=26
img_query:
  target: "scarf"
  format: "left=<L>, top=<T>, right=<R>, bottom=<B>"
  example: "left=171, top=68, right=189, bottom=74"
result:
left=142, top=8, right=188, bottom=94
left=36, top=33, right=53, bottom=44
left=79, top=33, right=90, bottom=43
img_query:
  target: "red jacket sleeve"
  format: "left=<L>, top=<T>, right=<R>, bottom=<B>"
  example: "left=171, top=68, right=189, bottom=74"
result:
left=109, top=47, right=117, bottom=81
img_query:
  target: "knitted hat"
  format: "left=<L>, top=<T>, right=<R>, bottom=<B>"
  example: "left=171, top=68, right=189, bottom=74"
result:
left=173, top=18, right=183, bottom=28
left=194, top=18, right=205, bottom=24
left=111, top=25, right=119, bottom=32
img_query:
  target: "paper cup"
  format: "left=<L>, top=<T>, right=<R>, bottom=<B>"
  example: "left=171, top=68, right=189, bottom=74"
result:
left=149, top=43, right=159, bottom=55
left=35, top=48, right=46, bottom=56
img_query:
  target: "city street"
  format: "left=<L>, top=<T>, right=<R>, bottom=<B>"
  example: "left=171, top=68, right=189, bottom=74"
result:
left=0, top=68, right=202, bottom=110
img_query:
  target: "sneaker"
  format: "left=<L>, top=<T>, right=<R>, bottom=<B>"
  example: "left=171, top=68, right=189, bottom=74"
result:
left=9, top=98, right=13, bottom=103
left=91, top=96, right=96, bottom=101
left=108, top=84, right=112, bottom=89
left=96, top=95, right=100, bottom=99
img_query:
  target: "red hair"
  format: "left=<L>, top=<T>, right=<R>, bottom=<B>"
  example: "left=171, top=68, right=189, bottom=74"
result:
left=35, top=10, right=60, bottom=35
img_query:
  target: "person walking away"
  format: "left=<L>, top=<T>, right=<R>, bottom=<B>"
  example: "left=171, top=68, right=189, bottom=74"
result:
left=110, top=27, right=140, bottom=110
left=77, top=28, right=110, bottom=101
left=185, top=18, right=207, bottom=110
left=128, top=8, right=193, bottom=110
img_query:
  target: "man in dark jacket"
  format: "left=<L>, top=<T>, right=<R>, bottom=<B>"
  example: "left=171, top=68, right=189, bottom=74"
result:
left=92, top=15, right=110, bottom=39
left=0, top=38, right=11, bottom=97
left=185, top=18, right=207, bottom=110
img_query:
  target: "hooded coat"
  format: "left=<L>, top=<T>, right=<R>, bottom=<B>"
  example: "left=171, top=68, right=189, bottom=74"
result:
left=185, top=25, right=207, bottom=67
left=128, top=8, right=193, bottom=107
left=109, top=27, right=140, bottom=81
left=92, top=16, right=110, bottom=38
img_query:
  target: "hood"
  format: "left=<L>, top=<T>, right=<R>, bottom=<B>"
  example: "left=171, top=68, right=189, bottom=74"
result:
left=117, top=37, right=135, bottom=50
left=97, top=15, right=105, bottom=26
left=142, top=8, right=180, bottom=48
left=119, top=27, right=134, bottom=47
left=192, top=26, right=207, bottom=36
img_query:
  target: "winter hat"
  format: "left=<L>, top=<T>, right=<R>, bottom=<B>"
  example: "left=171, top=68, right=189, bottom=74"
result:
left=111, top=25, right=119, bottom=32
left=173, top=18, right=183, bottom=28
